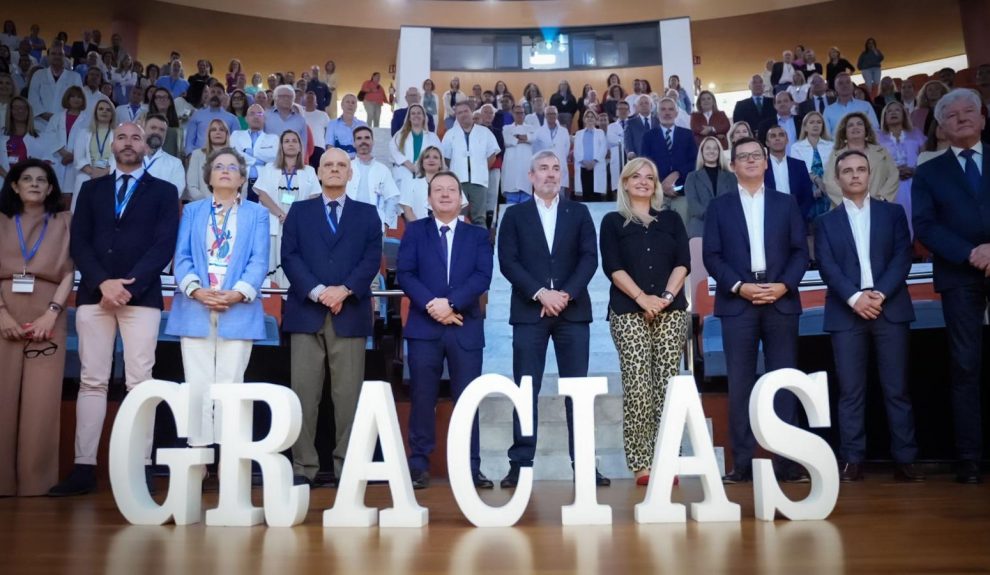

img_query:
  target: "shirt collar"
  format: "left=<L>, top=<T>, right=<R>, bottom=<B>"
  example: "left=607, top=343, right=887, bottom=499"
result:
left=842, top=195, right=871, bottom=214
left=535, top=193, right=560, bottom=211
left=324, top=193, right=346, bottom=208
left=434, top=215, right=458, bottom=233
left=116, top=166, right=145, bottom=182
left=951, top=141, right=984, bottom=159
left=770, top=154, right=788, bottom=165
left=738, top=184, right=765, bottom=198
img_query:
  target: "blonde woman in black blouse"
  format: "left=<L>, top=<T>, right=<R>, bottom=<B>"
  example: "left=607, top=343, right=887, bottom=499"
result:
left=599, top=157, right=690, bottom=486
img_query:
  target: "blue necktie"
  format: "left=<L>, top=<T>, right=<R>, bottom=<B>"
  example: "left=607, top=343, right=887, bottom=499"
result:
left=327, top=200, right=340, bottom=234
left=959, top=149, right=982, bottom=193
left=664, top=128, right=672, bottom=151
left=440, top=225, right=451, bottom=282
left=116, top=174, right=130, bottom=204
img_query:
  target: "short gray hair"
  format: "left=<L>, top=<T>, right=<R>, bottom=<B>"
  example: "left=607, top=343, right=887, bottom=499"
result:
left=273, top=84, right=294, bottom=98
left=202, top=146, right=248, bottom=190
left=530, top=149, right=560, bottom=172
left=933, top=88, right=984, bottom=124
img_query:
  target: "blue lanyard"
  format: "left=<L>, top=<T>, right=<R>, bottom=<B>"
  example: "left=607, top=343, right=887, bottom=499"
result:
left=209, top=200, right=235, bottom=255
left=95, top=127, right=111, bottom=157
left=283, top=170, right=296, bottom=192
left=143, top=157, right=159, bottom=172
left=15, top=214, right=49, bottom=270
left=115, top=174, right=142, bottom=218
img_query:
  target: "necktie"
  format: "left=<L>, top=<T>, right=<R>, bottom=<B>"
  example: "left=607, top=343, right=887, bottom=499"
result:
left=440, top=225, right=451, bottom=281
left=756, top=96, right=763, bottom=108
left=960, top=149, right=983, bottom=193
left=116, top=174, right=131, bottom=204
left=664, top=128, right=672, bottom=151
left=621, top=119, right=626, bottom=129
left=818, top=97, right=825, bottom=113
left=643, top=116, right=649, bottom=129
left=328, top=200, right=340, bottom=234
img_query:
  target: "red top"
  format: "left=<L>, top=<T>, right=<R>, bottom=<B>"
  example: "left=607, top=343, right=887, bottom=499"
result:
left=65, top=112, right=80, bottom=137
left=5, top=135, right=26, bottom=164
left=360, top=80, right=386, bottom=105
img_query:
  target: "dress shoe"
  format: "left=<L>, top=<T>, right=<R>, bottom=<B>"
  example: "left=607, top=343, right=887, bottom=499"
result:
left=721, top=468, right=752, bottom=484
left=893, top=463, right=926, bottom=483
left=839, top=462, right=863, bottom=482
left=595, top=469, right=611, bottom=487
left=473, top=472, right=494, bottom=489
left=48, top=464, right=97, bottom=497
left=955, top=460, right=982, bottom=485
left=313, top=471, right=338, bottom=489
left=410, top=469, right=430, bottom=490
left=780, top=465, right=811, bottom=484
left=500, top=463, right=521, bottom=489
left=145, top=466, right=158, bottom=495
left=292, top=474, right=312, bottom=487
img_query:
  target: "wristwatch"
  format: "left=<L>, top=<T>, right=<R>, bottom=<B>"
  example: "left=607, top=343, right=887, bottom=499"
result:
left=660, top=291, right=675, bottom=303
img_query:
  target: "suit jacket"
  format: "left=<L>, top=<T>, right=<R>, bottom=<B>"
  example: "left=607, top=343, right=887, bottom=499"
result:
left=280, top=195, right=383, bottom=336
left=764, top=155, right=815, bottom=222
left=70, top=172, right=179, bottom=309
left=770, top=62, right=792, bottom=87
left=690, top=110, right=731, bottom=148
left=702, top=188, right=809, bottom=317
left=732, top=96, right=776, bottom=139
left=165, top=199, right=271, bottom=340
left=497, top=197, right=598, bottom=324
left=797, top=94, right=834, bottom=118
left=623, top=114, right=659, bottom=158
left=641, top=125, right=697, bottom=188
left=396, top=218, right=493, bottom=349
left=757, top=116, right=801, bottom=146
left=912, top=147, right=990, bottom=292
left=815, top=200, right=915, bottom=332
left=685, top=167, right=737, bottom=238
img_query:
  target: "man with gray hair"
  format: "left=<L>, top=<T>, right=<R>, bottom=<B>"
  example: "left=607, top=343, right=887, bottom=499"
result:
left=441, top=100, right=500, bottom=226
left=266, top=84, right=309, bottom=151
left=390, top=86, right=436, bottom=135
left=912, top=88, right=989, bottom=485
left=533, top=105, right=572, bottom=192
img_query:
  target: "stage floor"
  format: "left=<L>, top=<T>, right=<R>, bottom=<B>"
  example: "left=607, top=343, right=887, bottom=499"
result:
left=1, top=474, right=988, bottom=574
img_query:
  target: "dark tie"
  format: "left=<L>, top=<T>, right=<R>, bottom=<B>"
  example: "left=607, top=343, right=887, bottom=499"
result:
left=960, top=149, right=983, bottom=193
left=755, top=96, right=763, bottom=108
left=643, top=116, right=649, bottom=129
left=664, top=128, right=672, bottom=151
left=116, top=174, right=130, bottom=204
left=328, top=200, right=340, bottom=234
left=621, top=119, right=626, bottom=129
left=817, top=97, right=825, bottom=113
left=440, top=225, right=451, bottom=280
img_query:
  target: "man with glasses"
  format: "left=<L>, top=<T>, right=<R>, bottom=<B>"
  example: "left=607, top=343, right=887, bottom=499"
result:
left=702, top=137, right=809, bottom=484
left=231, top=104, right=279, bottom=202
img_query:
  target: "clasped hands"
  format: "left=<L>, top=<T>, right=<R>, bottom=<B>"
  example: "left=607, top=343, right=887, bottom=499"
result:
left=538, top=289, right=570, bottom=318
left=851, top=290, right=885, bottom=321
left=739, top=282, right=788, bottom=306
left=427, top=297, right=463, bottom=326
left=192, top=288, right=245, bottom=311
left=636, top=293, right=670, bottom=322
left=970, top=244, right=990, bottom=277
left=318, top=285, right=350, bottom=315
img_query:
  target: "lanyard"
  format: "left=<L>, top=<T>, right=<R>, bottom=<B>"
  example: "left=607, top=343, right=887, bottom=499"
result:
left=209, top=200, right=235, bottom=255
left=143, top=156, right=159, bottom=172
left=15, top=214, right=49, bottom=272
left=95, top=127, right=111, bottom=158
left=115, top=174, right=142, bottom=218
left=129, top=104, right=140, bottom=120
left=283, top=170, right=296, bottom=191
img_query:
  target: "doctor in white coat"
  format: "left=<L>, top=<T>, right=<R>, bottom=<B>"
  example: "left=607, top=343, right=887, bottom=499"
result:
left=388, top=103, right=441, bottom=197
left=501, top=104, right=539, bottom=204
left=347, top=125, right=401, bottom=229
left=71, top=97, right=115, bottom=206
left=606, top=100, right=631, bottom=200
left=26, top=51, right=80, bottom=131
left=533, top=105, right=571, bottom=191
left=44, top=86, right=90, bottom=196
left=573, top=109, right=607, bottom=201
left=229, top=103, right=279, bottom=202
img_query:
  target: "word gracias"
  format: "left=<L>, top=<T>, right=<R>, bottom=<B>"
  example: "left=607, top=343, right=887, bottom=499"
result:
left=109, top=370, right=839, bottom=528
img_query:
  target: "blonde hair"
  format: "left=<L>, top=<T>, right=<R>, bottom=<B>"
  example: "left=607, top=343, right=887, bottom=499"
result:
left=917, top=80, right=950, bottom=109
left=695, top=136, right=728, bottom=170
left=202, top=118, right=231, bottom=155
left=798, top=111, right=831, bottom=141
left=616, top=157, right=663, bottom=225
left=727, top=121, right=752, bottom=148
left=398, top=103, right=428, bottom=151
left=880, top=100, right=913, bottom=134
left=415, top=145, right=447, bottom=178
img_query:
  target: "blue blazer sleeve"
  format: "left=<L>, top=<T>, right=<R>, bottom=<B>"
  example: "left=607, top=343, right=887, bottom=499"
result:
left=125, top=182, right=179, bottom=300
left=912, top=159, right=975, bottom=265
left=396, top=222, right=434, bottom=311
left=448, top=226, right=494, bottom=312
left=238, top=203, right=272, bottom=294
left=814, top=213, right=860, bottom=302
left=701, top=198, right=744, bottom=297
left=172, top=201, right=199, bottom=287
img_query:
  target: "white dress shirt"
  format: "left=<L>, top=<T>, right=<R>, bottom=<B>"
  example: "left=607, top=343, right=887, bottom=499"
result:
left=770, top=154, right=791, bottom=195
left=842, top=196, right=874, bottom=307
left=435, top=216, right=458, bottom=283
left=738, top=185, right=767, bottom=273
left=144, top=148, right=186, bottom=197
left=534, top=193, right=559, bottom=256
left=951, top=141, right=984, bottom=175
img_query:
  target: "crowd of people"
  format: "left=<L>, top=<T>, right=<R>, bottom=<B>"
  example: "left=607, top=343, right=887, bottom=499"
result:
left=1, top=21, right=989, bottom=498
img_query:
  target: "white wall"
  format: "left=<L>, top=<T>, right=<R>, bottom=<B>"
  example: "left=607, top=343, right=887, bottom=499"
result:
left=659, top=17, right=694, bottom=101
left=397, top=26, right=433, bottom=109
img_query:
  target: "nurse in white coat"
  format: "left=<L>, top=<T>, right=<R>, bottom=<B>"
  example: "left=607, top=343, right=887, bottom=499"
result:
left=533, top=105, right=571, bottom=190
left=501, top=104, right=539, bottom=202
left=389, top=103, right=441, bottom=195
left=70, top=97, right=115, bottom=207
left=44, top=86, right=90, bottom=196
left=573, top=110, right=608, bottom=200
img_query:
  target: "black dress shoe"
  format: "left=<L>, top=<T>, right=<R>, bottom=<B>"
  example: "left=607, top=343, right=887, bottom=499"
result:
left=48, top=464, right=97, bottom=497
left=145, top=466, right=158, bottom=495
left=500, top=464, right=521, bottom=489
left=313, top=471, right=338, bottom=488
left=292, top=474, right=312, bottom=487
left=839, top=462, right=863, bottom=482
left=780, top=465, right=811, bottom=484
left=410, top=469, right=430, bottom=490
left=893, top=463, right=926, bottom=483
left=595, top=469, right=611, bottom=487
left=721, top=468, right=752, bottom=484
left=473, top=472, right=494, bottom=489
left=956, top=460, right=982, bottom=485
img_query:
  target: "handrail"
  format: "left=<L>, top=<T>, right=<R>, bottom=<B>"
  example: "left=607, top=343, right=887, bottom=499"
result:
left=71, top=281, right=407, bottom=298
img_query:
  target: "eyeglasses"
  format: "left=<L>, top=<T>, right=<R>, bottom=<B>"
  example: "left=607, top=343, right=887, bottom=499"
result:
left=24, top=341, right=58, bottom=358
left=212, top=163, right=241, bottom=173
left=735, top=152, right=765, bottom=162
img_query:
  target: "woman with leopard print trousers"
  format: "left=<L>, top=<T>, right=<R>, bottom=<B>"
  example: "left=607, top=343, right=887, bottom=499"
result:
left=599, top=157, right=691, bottom=486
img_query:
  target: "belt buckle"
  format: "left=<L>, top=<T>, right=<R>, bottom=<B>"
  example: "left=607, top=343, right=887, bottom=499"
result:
left=753, top=271, right=767, bottom=282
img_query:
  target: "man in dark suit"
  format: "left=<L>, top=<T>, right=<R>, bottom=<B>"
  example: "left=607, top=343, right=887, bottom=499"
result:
left=758, top=92, right=801, bottom=156
left=281, top=147, right=383, bottom=487
left=770, top=50, right=796, bottom=92
left=763, top=125, right=814, bottom=222
left=396, top=171, right=494, bottom=490
left=49, top=122, right=180, bottom=496
left=497, top=149, right=609, bottom=488
left=797, top=73, right=833, bottom=118
left=641, top=96, right=697, bottom=224
left=702, top=137, right=809, bottom=484
left=624, top=94, right=659, bottom=160
left=389, top=86, right=436, bottom=136
left=912, top=89, right=990, bottom=484
left=732, top=75, right=776, bottom=140
left=816, top=150, right=924, bottom=483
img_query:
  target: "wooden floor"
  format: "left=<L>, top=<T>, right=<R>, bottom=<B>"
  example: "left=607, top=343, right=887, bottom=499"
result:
left=1, top=473, right=988, bottom=574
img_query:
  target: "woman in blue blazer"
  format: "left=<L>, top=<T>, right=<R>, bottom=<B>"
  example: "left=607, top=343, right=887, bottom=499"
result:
left=165, top=147, right=270, bottom=446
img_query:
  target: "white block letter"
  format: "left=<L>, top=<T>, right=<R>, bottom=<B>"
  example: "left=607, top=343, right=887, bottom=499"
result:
left=558, top=377, right=612, bottom=525
left=206, top=383, right=309, bottom=527
left=750, top=369, right=839, bottom=521
left=635, top=375, right=741, bottom=523
left=448, top=374, right=534, bottom=527
left=324, top=381, right=428, bottom=528
left=110, top=380, right=212, bottom=525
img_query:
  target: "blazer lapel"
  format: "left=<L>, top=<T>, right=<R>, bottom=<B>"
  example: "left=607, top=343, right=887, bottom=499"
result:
left=429, top=219, right=448, bottom=277
left=727, top=192, right=751, bottom=258
left=699, top=171, right=714, bottom=199
left=525, top=200, right=552, bottom=258
left=116, top=176, right=150, bottom=224
left=943, top=149, right=978, bottom=199
left=550, top=200, right=568, bottom=256
left=314, top=198, right=335, bottom=249
left=833, top=204, right=861, bottom=277
left=193, top=201, right=211, bottom=285
left=222, top=202, right=251, bottom=289
left=449, top=223, right=466, bottom=283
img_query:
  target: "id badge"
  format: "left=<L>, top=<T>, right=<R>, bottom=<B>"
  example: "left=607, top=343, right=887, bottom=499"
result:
left=280, top=192, right=296, bottom=205
left=92, top=159, right=109, bottom=169
left=12, top=273, right=35, bottom=294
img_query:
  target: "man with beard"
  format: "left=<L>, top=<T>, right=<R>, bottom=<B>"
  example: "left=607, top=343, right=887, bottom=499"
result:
left=345, top=126, right=400, bottom=230
left=143, top=114, right=187, bottom=198
left=48, top=122, right=179, bottom=496
left=184, top=84, right=238, bottom=156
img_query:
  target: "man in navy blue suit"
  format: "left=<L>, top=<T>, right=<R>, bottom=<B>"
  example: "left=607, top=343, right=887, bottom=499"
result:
left=913, top=89, right=990, bottom=484
left=815, top=150, right=924, bottom=483
left=758, top=92, right=801, bottom=156
left=732, top=75, right=777, bottom=140
left=497, top=149, right=609, bottom=488
left=50, top=122, right=179, bottom=497
left=763, top=125, right=814, bottom=222
left=281, top=147, right=383, bottom=487
left=641, top=97, right=697, bottom=225
left=623, top=94, right=659, bottom=160
left=396, top=171, right=494, bottom=489
left=702, top=137, right=809, bottom=484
